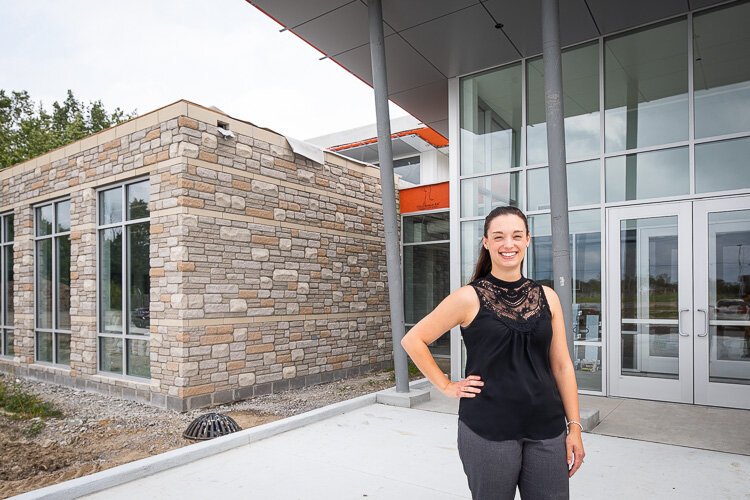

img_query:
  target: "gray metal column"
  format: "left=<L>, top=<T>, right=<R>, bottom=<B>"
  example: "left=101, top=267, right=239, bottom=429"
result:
left=542, top=0, right=574, bottom=357
left=368, top=0, right=409, bottom=392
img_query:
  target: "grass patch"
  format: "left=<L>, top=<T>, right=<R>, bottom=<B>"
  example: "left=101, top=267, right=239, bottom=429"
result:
left=0, top=376, right=62, bottom=420
left=24, top=419, right=46, bottom=437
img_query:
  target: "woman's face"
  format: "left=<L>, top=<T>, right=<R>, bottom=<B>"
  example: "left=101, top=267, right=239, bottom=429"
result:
left=482, top=214, right=530, bottom=272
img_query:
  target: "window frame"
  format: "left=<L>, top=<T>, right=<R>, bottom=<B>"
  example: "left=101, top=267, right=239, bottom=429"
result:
left=33, top=198, right=71, bottom=366
left=96, top=177, right=151, bottom=379
left=0, top=212, right=14, bottom=358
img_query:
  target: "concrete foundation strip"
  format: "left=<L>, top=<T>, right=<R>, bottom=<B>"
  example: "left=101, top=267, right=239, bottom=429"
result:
left=12, top=378, right=432, bottom=500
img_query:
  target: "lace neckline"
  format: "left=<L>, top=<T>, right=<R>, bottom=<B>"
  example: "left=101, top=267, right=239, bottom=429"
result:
left=485, top=273, right=527, bottom=289
left=472, top=275, right=548, bottom=333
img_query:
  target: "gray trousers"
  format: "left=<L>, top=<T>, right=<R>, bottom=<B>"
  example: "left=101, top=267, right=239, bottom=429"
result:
left=457, top=419, right=569, bottom=500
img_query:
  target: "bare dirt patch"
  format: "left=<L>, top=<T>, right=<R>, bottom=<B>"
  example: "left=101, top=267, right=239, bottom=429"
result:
left=0, top=368, right=418, bottom=498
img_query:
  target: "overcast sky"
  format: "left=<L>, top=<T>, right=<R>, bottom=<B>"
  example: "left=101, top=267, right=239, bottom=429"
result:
left=0, top=0, right=408, bottom=140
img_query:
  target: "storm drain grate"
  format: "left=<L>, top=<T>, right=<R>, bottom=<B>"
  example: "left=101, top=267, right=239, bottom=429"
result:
left=183, top=413, right=242, bottom=441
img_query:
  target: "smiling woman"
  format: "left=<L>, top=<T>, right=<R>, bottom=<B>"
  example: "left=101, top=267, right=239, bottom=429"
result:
left=401, top=205, right=585, bottom=500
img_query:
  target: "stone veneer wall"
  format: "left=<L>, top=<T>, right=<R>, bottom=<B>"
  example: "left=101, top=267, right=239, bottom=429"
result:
left=0, top=101, right=394, bottom=411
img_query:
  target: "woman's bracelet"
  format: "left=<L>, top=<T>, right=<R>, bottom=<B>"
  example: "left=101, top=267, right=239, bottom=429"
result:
left=566, top=420, right=583, bottom=432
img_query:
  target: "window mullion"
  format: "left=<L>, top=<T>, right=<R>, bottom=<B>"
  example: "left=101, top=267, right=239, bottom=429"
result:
left=51, top=204, right=57, bottom=364
left=121, top=187, right=127, bottom=375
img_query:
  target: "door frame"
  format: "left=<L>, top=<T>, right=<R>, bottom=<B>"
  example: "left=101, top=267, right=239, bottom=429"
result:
left=693, top=196, right=750, bottom=409
left=606, top=202, right=694, bottom=403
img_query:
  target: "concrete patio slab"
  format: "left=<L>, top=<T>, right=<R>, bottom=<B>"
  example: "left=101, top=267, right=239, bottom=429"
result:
left=75, top=403, right=750, bottom=500
left=592, top=398, right=750, bottom=456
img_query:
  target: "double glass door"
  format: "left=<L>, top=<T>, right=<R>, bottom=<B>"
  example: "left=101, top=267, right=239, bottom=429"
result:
left=607, top=197, right=750, bottom=409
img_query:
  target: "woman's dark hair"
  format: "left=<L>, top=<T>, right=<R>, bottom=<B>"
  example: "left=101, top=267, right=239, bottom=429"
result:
left=468, top=206, right=529, bottom=284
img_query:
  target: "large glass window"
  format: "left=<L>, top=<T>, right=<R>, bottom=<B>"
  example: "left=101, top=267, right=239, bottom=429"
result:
left=527, top=43, right=600, bottom=165
left=461, top=220, right=485, bottom=285
left=35, top=200, right=71, bottom=365
left=527, top=160, right=601, bottom=211
left=461, top=63, right=522, bottom=175
left=98, top=179, right=150, bottom=378
left=1, top=213, right=14, bottom=357
left=460, top=172, right=522, bottom=217
left=605, top=147, right=689, bottom=202
left=695, top=137, right=750, bottom=194
left=605, top=19, right=688, bottom=152
left=527, top=210, right=603, bottom=391
left=403, top=212, right=450, bottom=356
left=694, top=3, right=750, bottom=139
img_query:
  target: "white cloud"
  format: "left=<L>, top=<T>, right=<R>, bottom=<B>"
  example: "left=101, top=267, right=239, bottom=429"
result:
left=0, top=0, right=408, bottom=138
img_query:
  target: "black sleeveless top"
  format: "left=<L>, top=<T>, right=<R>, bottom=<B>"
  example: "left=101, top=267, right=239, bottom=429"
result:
left=458, top=273, right=566, bottom=441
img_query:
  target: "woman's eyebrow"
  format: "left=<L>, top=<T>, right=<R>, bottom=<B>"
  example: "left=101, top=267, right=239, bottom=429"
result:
left=490, top=230, right=524, bottom=235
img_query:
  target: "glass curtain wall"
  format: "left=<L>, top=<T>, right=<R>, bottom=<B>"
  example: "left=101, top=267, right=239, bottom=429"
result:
left=98, top=179, right=151, bottom=378
left=35, top=201, right=71, bottom=365
left=1, top=213, right=14, bottom=357
left=403, top=212, right=451, bottom=357
left=527, top=211, right=602, bottom=391
left=458, top=2, right=750, bottom=394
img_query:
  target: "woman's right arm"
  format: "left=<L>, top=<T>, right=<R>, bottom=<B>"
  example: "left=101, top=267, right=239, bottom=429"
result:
left=400, top=286, right=484, bottom=399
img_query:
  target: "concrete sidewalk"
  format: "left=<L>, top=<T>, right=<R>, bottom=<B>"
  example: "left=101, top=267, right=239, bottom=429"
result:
left=14, top=383, right=750, bottom=499
left=76, top=404, right=748, bottom=499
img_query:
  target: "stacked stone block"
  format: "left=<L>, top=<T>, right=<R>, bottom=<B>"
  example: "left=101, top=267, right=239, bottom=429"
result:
left=0, top=101, right=394, bottom=410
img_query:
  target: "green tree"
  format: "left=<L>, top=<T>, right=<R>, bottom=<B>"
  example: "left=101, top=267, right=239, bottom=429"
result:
left=0, top=89, right=135, bottom=170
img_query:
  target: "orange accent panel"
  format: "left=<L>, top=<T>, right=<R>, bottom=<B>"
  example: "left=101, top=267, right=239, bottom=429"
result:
left=331, top=127, right=449, bottom=152
left=399, top=182, right=450, bottom=214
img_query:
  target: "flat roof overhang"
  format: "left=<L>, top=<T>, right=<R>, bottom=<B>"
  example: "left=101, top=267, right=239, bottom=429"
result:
left=247, top=0, right=731, bottom=136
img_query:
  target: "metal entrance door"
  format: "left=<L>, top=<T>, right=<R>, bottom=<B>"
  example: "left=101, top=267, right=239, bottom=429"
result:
left=694, top=197, right=750, bottom=409
left=607, top=203, right=693, bottom=403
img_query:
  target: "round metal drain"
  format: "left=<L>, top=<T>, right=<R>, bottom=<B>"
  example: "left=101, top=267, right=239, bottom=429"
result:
left=183, top=413, right=242, bottom=441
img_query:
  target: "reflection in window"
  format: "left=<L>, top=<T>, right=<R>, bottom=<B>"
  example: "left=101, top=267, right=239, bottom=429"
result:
left=35, top=201, right=71, bottom=365
left=527, top=43, right=600, bottom=165
left=574, top=345, right=602, bottom=391
left=694, top=2, right=750, bottom=139
left=527, top=210, right=602, bottom=342
left=461, top=220, right=484, bottom=285
left=403, top=214, right=450, bottom=357
left=461, top=63, right=522, bottom=175
left=708, top=210, right=750, bottom=385
left=403, top=212, right=449, bottom=244
left=605, top=19, right=688, bottom=152
left=98, top=180, right=151, bottom=378
left=695, top=137, right=750, bottom=194
left=606, top=147, right=689, bottom=202
left=620, top=217, right=679, bottom=322
left=393, top=157, right=421, bottom=185
left=1, top=213, right=14, bottom=357
left=527, top=210, right=604, bottom=393
left=527, top=160, right=600, bottom=211
left=460, top=172, right=522, bottom=218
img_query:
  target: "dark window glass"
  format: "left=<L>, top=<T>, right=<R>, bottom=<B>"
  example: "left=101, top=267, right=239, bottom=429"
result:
left=128, top=223, right=150, bottom=335
left=403, top=212, right=449, bottom=243
left=37, top=205, right=53, bottom=236
left=100, top=228, right=123, bottom=334
left=100, top=187, right=123, bottom=225
left=127, top=181, right=150, bottom=220
left=36, top=239, right=53, bottom=329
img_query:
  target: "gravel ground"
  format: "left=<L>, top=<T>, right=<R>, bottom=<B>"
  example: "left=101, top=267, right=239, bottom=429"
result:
left=0, top=368, right=422, bottom=499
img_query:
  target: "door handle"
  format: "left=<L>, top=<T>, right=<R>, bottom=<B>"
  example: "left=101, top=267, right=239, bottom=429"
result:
left=696, top=309, right=708, bottom=337
left=678, top=308, right=690, bottom=337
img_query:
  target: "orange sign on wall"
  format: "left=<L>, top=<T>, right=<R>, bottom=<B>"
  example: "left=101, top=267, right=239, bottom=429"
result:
left=399, top=182, right=449, bottom=214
